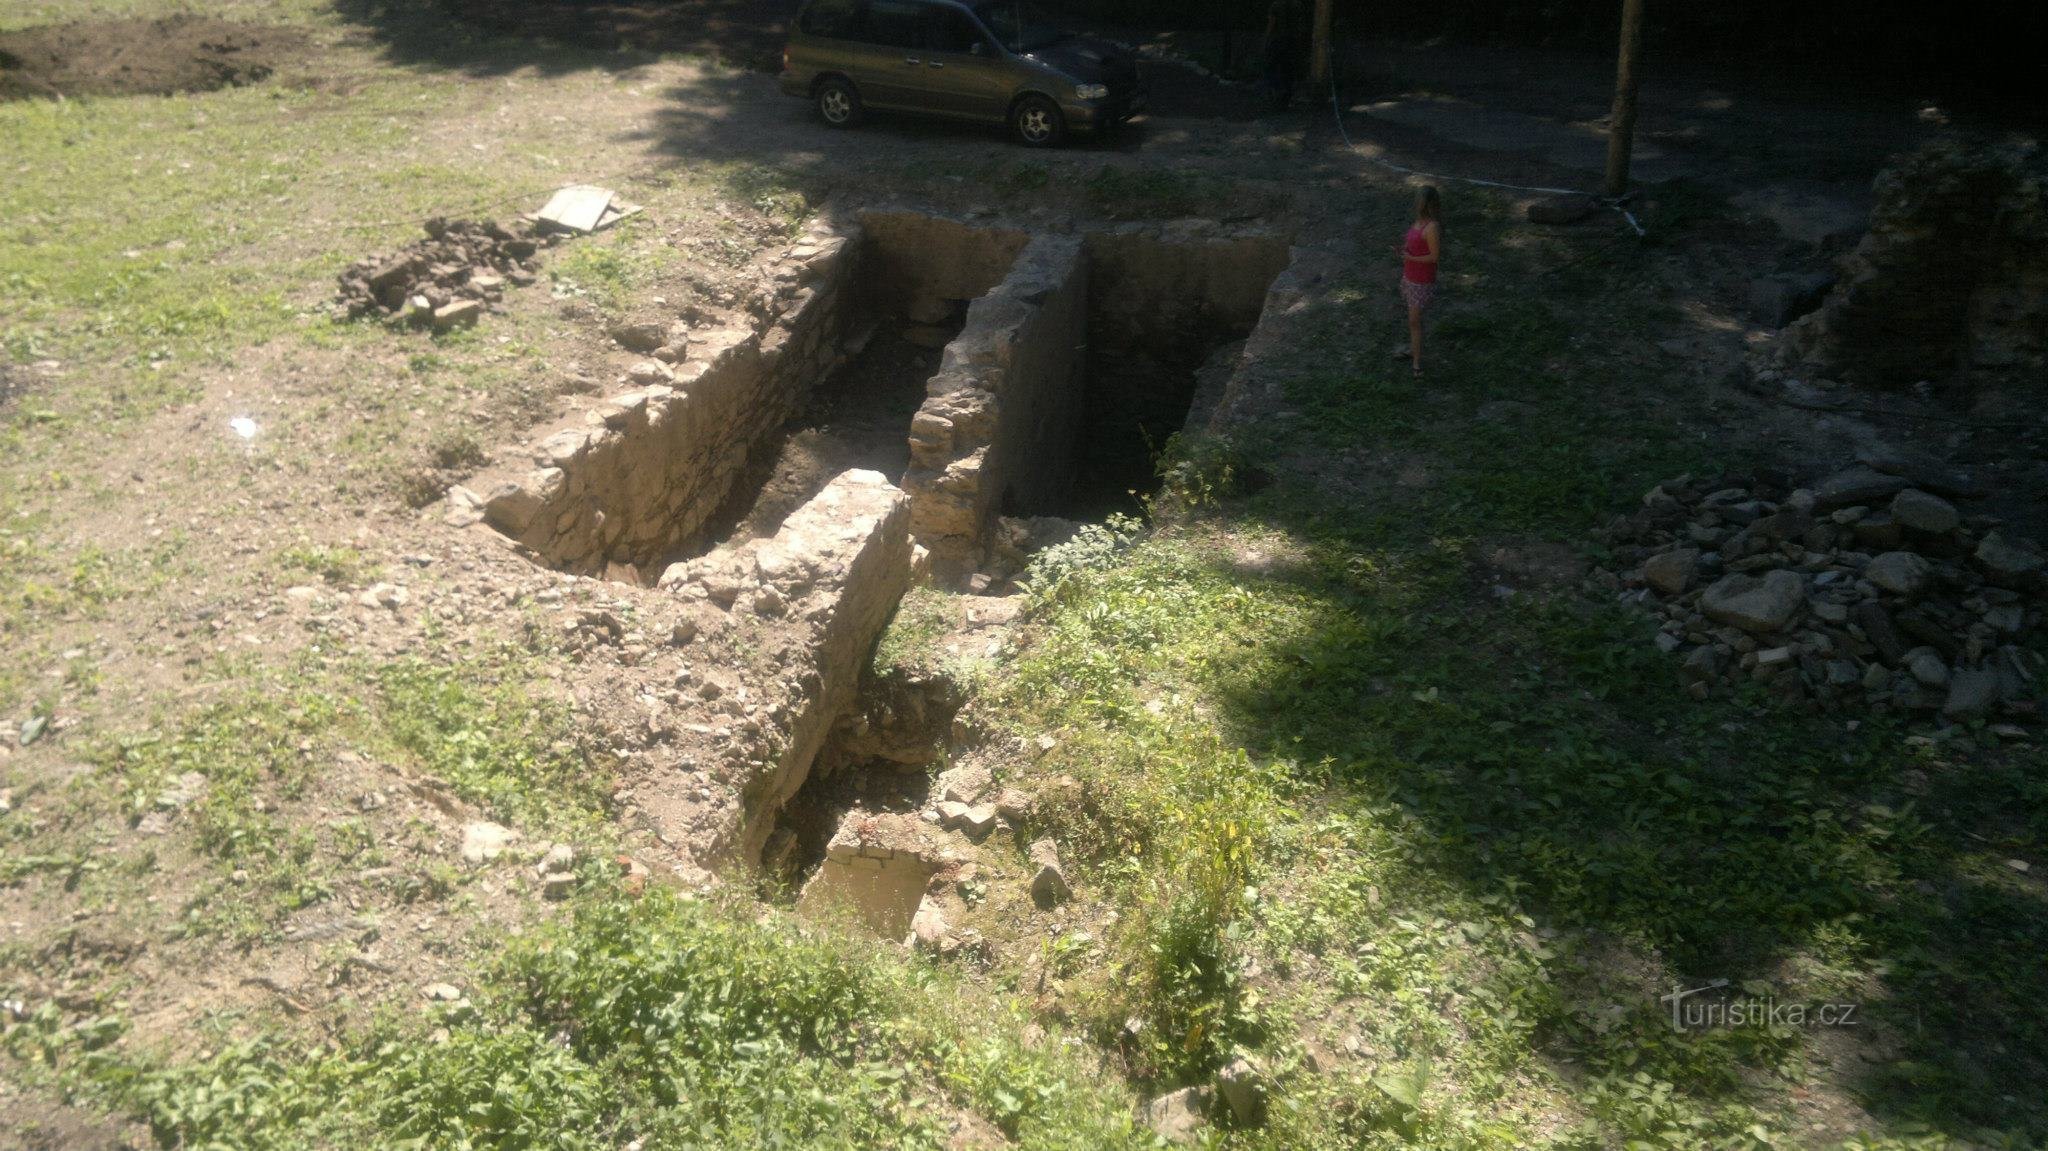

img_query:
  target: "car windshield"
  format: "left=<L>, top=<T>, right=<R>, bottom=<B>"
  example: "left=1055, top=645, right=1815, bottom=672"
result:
left=972, top=3, right=1067, bottom=52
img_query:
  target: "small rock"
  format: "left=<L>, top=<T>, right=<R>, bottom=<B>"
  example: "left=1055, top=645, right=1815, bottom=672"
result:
left=1943, top=667, right=2000, bottom=720
left=537, top=843, right=576, bottom=876
left=423, top=982, right=464, bottom=1002
left=993, top=788, right=1035, bottom=822
left=1814, top=466, right=1909, bottom=511
left=1141, top=1086, right=1210, bottom=1143
left=1216, top=1056, right=1265, bottom=1126
left=541, top=872, right=579, bottom=900
left=432, top=299, right=482, bottom=331
left=1643, top=548, right=1700, bottom=596
left=1700, top=570, right=1806, bottom=634
left=608, top=319, right=667, bottom=352
left=1975, top=532, right=2044, bottom=584
left=1890, top=489, right=1960, bottom=535
left=460, top=821, right=517, bottom=864
left=358, top=583, right=409, bottom=610
left=909, top=895, right=950, bottom=951
left=1981, top=605, right=2025, bottom=633
left=1028, top=838, right=1071, bottom=908
left=1906, top=650, right=1950, bottom=687
left=1864, top=551, right=1932, bottom=597
left=1854, top=601, right=1907, bottom=664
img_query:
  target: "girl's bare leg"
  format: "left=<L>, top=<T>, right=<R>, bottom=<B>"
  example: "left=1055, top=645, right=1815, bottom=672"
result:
left=1408, top=304, right=1424, bottom=372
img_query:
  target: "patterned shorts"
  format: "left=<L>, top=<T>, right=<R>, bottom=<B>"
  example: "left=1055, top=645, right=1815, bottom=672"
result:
left=1400, top=278, right=1436, bottom=310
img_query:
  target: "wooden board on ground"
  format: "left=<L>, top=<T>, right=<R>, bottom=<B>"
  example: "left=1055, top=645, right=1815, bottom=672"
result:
left=537, top=184, right=615, bottom=233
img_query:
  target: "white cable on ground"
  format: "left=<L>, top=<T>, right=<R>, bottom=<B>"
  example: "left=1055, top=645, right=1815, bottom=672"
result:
left=1321, top=42, right=1647, bottom=236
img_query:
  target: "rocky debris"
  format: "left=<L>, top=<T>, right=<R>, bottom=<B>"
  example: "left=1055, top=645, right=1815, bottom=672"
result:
left=422, top=982, right=465, bottom=1002
left=1602, top=470, right=2044, bottom=720
left=1779, top=139, right=2048, bottom=387
left=1142, top=1086, right=1211, bottom=1142
left=1027, top=837, right=1071, bottom=908
left=336, top=217, right=547, bottom=323
left=459, top=821, right=517, bottom=864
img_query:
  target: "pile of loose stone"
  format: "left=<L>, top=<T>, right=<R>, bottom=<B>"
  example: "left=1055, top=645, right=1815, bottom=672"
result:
left=1603, top=462, right=2045, bottom=722
left=335, top=217, right=547, bottom=329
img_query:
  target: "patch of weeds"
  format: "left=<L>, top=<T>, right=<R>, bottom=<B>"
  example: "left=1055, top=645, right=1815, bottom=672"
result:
left=874, top=586, right=959, bottom=676
left=275, top=544, right=373, bottom=587
left=1016, top=512, right=1144, bottom=607
left=370, top=658, right=609, bottom=836
left=13, top=887, right=1154, bottom=1150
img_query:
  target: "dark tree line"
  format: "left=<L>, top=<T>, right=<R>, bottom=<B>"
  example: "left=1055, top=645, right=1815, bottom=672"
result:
left=1045, top=0, right=2047, bottom=110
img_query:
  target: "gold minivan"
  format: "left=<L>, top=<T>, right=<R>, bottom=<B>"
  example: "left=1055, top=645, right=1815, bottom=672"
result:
left=779, top=0, right=1143, bottom=146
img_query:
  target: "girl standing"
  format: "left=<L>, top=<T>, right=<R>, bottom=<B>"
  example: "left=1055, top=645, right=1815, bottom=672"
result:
left=1398, top=186, right=1442, bottom=377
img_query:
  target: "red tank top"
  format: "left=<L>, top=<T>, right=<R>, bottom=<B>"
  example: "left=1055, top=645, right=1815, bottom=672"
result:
left=1403, top=223, right=1437, bottom=284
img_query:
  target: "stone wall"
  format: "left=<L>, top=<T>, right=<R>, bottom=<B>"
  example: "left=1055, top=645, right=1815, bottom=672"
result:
left=902, top=234, right=1089, bottom=578
left=655, top=469, right=916, bottom=865
left=1782, top=138, right=2048, bottom=387
left=856, top=209, right=1030, bottom=312
left=467, top=218, right=863, bottom=578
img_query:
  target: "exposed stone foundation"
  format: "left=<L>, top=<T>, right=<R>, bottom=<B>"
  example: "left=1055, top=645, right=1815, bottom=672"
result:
left=466, top=218, right=863, bottom=579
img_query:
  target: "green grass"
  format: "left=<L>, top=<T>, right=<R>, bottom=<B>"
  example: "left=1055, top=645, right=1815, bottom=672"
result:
left=9, top=885, right=1155, bottom=1151
left=961, top=194, right=2046, bottom=1148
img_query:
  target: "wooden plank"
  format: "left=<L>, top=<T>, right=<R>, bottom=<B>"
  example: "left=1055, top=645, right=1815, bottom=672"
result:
left=537, top=184, right=615, bottom=233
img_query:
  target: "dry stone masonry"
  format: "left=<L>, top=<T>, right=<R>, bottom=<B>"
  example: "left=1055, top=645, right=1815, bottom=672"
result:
left=1603, top=463, right=2044, bottom=722
left=466, top=218, right=862, bottom=579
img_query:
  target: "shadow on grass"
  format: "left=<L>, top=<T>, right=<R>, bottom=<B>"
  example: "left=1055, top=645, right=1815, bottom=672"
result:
left=330, top=0, right=794, bottom=76
left=1173, top=200, right=2048, bottom=1141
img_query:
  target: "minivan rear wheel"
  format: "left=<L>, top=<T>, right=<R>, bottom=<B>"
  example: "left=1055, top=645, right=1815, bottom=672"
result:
left=1011, top=95, right=1065, bottom=147
left=816, top=76, right=862, bottom=128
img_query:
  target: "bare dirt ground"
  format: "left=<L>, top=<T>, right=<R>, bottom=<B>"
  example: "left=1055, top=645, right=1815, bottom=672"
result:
left=3, top=2, right=2042, bottom=1145
left=0, top=16, right=305, bottom=99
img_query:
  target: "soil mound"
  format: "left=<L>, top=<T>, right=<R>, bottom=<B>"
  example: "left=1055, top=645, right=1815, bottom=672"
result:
left=0, top=17, right=302, bottom=100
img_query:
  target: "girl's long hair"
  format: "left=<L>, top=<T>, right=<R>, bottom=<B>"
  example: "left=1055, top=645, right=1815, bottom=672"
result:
left=1415, top=185, right=1442, bottom=223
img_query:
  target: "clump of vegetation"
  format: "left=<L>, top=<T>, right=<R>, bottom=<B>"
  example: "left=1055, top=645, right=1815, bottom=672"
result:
left=8, top=887, right=1154, bottom=1151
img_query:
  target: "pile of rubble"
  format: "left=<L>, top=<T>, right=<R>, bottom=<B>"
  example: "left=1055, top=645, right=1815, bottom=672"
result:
left=335, top=217, right=548, bottom=329
left=1602, top=461, right=2045, bottom=722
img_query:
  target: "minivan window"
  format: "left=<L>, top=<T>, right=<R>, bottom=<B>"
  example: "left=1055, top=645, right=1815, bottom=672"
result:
left=865, top=0, right=925, bottom=49
left=926, top=7, right=991, bottom=54
left=799, top=0, right=861, bottom=38
left=972, top=3, right=1066, bottom=52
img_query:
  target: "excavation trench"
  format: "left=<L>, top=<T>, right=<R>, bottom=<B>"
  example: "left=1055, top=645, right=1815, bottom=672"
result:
left=467, top=211, right=1291, bottom=887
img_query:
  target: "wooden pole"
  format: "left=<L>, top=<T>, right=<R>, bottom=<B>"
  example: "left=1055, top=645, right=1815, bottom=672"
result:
left=1310, top=0, right=1334, bottom=86
left=1603, top=0, right=1646, bottom=198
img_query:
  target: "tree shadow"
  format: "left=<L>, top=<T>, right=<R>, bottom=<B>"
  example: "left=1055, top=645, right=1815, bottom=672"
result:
left=1190, top=406, right=2048, bottom=1143
left=329, top=0, right=796, bottom=77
